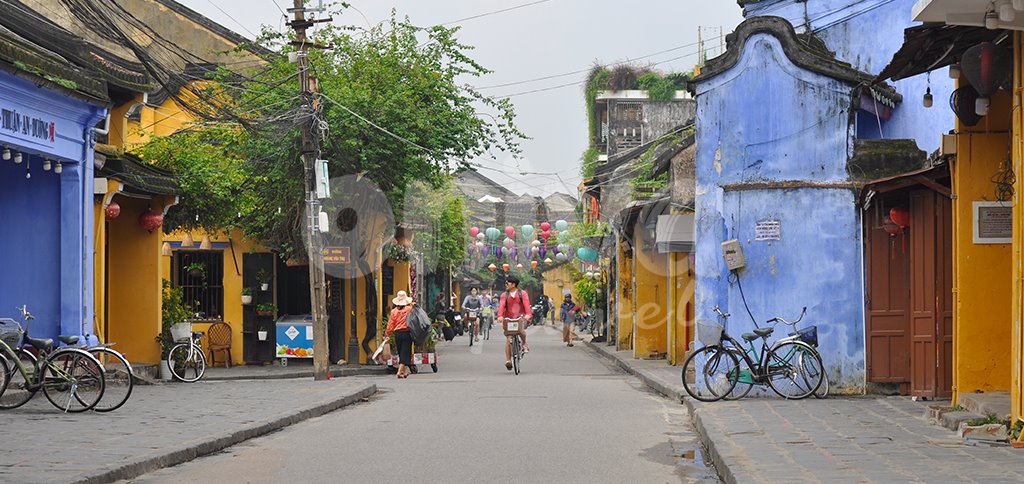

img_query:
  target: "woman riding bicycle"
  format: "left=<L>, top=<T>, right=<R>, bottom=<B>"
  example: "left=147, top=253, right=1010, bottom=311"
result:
left=497, top=275, right=531, bottom=371
left=462, top=287, right=483, bottom=342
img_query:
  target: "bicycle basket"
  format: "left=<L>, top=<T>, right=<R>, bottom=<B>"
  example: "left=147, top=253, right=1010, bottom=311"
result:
left=170, top=322, right=193, bottom=342
left=696, top=320, right=724, bottom=346
left=0, top=318, right=23, bottom=348
left=790, top=325, right=818, bottom=347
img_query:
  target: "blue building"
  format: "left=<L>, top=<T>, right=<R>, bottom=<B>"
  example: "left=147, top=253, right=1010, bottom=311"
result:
left=691, top=1, right=954, bottom=392
left=0, top=33, right=109, bottom=342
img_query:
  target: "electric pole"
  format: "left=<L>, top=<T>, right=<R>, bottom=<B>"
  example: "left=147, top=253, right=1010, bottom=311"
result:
left=291, top=0, right=329, bottom=381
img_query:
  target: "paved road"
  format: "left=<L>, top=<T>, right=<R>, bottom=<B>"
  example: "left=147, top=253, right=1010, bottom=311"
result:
left=129, top=325, right=718, bottom=483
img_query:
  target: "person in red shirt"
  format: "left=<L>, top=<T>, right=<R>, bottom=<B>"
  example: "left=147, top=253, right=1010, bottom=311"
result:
left=385, top=291, right=414, bottom=379
left=497, top=275, right=532, bottom=370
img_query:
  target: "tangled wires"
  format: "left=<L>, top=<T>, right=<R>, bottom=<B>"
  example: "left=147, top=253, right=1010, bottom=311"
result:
left=992, top=150, right=1015, bottom=202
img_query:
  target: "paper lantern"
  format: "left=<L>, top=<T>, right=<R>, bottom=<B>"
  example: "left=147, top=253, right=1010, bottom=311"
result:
left=540, top=221, right=551, bottom=231
left=180, top=232, right=194, bottom=247
left=510, top=247, right=518, bottom=261
left=544, top=257, right=553, bottom=265
left=555, top=252, right=568, bottom=262
left=504, top=226, right=516, bottom=239
left=541, top=230, right=551, bottom=242
left=502, top=263, right=510, bottom=272
left=889, top=206, right=910, bottom=228
left=961, top=42, right=1012, bottom=115
left=504, top=237, right=515, bottom=248
left=199, top=234, right=212, bottom=250
left=476, top=232, right=486, bottom=241
left=555, top=220, right=568, bottom=231
left=104, top=201, right=121, bottom=221
left=488, top=263, right=497, bottom=271
left=538, top=246, right=547, bottom=259
left=137, top=209, right=163, bottom=233
left=531, top=246, right=540, bottom=256
left=516, top=263, right=523, bottom=270
left=486, top=227, right=501, bottom=240
left=577, top=247, right=598, bottom=262
left=530, top=260, right=538, bottom=269
left=531, top=240, right=541, bottom=247
left=586, top=271, right=594, bottom=279
left=521, top=224, right=534, bottom=239
left=161, top=242, right=172, bottom=256
left=495, top=247, right=503, bottom=259
left=469, top=226, right=480, bottom=238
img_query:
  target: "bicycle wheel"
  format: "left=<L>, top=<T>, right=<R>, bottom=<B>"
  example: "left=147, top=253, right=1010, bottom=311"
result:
left=88, top=348, right=134, bottom=412
left=813, top=367, right=830, bottom=399
left=469, top=321, right=474, bottom=347
left=511, top=338, right=521, bottom=375
left=0, top=348, right=39, bottom=409
left=681, top=345, right=739, bottom=402
left=766, top=341, right=823, bottom=399
left=722, top=348, right=755, bottom=400
left=0, top=356, right=8, bottom=400
left=42, top=348, right=105, bottom=412
left=168, top=343, right=207, bottom=382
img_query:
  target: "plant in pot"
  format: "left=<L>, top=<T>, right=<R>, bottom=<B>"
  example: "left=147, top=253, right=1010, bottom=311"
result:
left=256, top=268, right=271, bottom=291
left=255, top=302, right=276, bottom=318
left=257, top=321, right=272, bottom=341
left=185, top=261, right=206, bottom=280
left=241, top=286, right=253, bottom=305
left=157, top=279, right=192, bottom=380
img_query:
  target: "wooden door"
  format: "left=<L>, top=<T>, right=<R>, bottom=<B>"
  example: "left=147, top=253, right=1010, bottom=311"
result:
left=936, top=193, right=954, bottom=398
left=866, top=204, right=911, bottom=384
left=910, top=190, right=938, bottom=397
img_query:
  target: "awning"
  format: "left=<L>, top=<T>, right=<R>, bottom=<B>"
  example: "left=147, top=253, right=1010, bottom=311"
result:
left=859, top=162, right=951, bottom=209
left=655, top=214, right=694, bottom=254
left=95, top=145, right=181, bottom=197
left=875, top=24, right=1008, bottom=83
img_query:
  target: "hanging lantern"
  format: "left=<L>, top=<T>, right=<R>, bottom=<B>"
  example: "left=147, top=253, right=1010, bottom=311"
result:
left=104, top=201, right=121, bottom=221
left=544, top=257, right=553, bottom=265
left=555, top=252, right=568, bottom=262
left=504, top=226, right=516, bottom=239
left=161, top=242, right=172, bottom=257
left=531, top=246, right=540, bottom=256
left=961, top=42, right=1012, bottom=116
left=476, top=232, right=486, bottom=241
left=538, top=246, right=547, bottom=259
left=469, top=226, right=480, bottom=238
left=555, top=220, right=569, bottom=231
left=495, top=246, right=503, bottom=259
left=541, top=230, right=551, bottom=243
left=530, top=260, right=538, bottom=269
left=516, top=263, right=524, bottom=270
left=585, top=271, right=594, bottom=279
left=889, top=206, right=910, bottom=228
left=488, top=263, right=497, bottom=272
left=502, top=263, right=510, bottom=272
left=531, top=240, right=541, bottom=247
left=578, top=247, right=598, bottom=262
left=137, top=209, right=163, bottom=233
left=486, top=227, right=501, bottom=240
left=520, top=224, right=534, bottom=240
left=510, top=247, right=518, bottom=261
left=504, top=237, right=515, bottom=248
left=199, top=234, right=212, bottom=250
left=180, top=232, right=194, bottom=247
left=557, top=243, right=569, bottom=254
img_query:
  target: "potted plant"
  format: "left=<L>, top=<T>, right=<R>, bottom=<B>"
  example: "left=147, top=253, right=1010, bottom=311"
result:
left=255, top=302, right=276, bottom=317
left=257, top=268, right=271, bottom=291
left=157, top=279, right=191, bottom=380
left=257, top=321, right=271, bottom=341
left=241, top=286, right=253, bottom=305
left=185, top=261, right=206, bottom=279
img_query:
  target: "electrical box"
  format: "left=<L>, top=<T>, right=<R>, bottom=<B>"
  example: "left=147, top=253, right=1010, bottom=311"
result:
left=721, top=239, right=746, bottom=271
left=315, top=159, right=330, bottom=199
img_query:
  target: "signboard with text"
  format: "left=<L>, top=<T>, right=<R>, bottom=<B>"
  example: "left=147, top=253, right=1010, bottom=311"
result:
left=973, top=201, right=1012, bottom=244
left=323, top=246, right=351, bottom=264
left=1, top=104, right=57, bottom=146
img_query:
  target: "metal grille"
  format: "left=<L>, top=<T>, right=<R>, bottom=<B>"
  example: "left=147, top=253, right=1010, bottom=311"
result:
left=615, top=102, right=643, bottom=122
left=174, top=250, right=224, bottom=321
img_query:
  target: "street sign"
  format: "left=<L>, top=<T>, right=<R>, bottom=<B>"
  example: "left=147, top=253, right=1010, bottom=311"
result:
left=323, top=246, right=350, bottom=264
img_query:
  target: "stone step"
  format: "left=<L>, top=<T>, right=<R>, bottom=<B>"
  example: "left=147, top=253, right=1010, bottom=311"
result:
left=939, top=410, right=986, bottom=431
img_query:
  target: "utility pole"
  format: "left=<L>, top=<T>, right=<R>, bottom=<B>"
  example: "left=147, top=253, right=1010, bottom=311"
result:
left=291, top=0, right=329, bottom=380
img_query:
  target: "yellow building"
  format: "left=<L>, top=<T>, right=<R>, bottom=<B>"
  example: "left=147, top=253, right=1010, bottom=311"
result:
left=881, top=2, right=1024, bottom=429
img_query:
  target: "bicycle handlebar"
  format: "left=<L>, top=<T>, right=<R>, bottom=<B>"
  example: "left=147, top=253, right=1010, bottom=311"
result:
left=712, top=305, right=730, bottom=319
left=766, top=306, right=806, bottom=326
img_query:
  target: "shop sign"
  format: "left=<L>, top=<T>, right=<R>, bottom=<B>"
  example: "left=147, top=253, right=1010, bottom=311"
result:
left=1, top=104, right=56, bottom=145
left=323, top=246, right=350, bottom=264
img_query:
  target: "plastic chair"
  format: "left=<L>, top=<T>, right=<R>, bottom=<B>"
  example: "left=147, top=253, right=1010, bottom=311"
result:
left=207, top=322, right=233, bottom=368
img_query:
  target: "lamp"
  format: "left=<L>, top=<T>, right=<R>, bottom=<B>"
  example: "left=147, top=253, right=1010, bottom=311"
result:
left=949, top=63, right=961, bottom=79
left=923, top=87, right=933, bottom=108
left=42, top=159, right=51, bottom=171
left=161, top=242, right=172, bottom=256
left=199, top=234, right=212, bottom=250
left=2, top=146, right=9, bottom=161
left=14, top=151, right=22, bottom=164
left=54, top=162, right=62, bottom=174
left=986, top=8, right=999, bottom=29
left=1000, top=0, right=1016, bottom=21
left=180, top=232, right=194, bottom=247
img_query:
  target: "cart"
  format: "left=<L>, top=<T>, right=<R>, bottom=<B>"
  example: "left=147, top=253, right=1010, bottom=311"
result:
left=386, top=350, right=438, bottom=373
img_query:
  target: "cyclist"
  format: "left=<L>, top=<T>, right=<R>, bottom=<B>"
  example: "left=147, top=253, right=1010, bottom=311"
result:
left=462, top=287, right=483, bottom=342
left=497, top=275, right=532, bottom=370
left=480, top=289, right=493, bottom=336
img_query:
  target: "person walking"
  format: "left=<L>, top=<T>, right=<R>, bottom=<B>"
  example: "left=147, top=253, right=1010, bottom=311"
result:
left=560, top=294, right=579, bottom=347
left=385, top=291, right=415, bottom=378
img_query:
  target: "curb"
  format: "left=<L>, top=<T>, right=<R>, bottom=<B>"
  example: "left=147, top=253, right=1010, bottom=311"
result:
left=72, top=383, right=377, bottom=484
left=203, top=366, right=388, bottom=381
left=583, top=340, right=736, bottom=484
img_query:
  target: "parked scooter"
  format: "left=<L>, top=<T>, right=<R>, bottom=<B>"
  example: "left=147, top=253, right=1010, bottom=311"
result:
left=531, top=303, right=545, bottom=325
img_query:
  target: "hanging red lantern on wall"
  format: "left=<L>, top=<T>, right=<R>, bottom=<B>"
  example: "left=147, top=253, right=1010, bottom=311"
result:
left=961, top=42, right=1012, bottom=116
left=104, top=201, right=121, bottom=221
left=138, top=209, right=163, bottom=233
left=889, top=206, right=910, bottom=229
left=882, top=216, right=901, bottom=259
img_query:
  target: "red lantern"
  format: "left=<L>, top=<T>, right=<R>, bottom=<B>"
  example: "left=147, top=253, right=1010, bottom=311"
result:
left=502, top=263, right=510, bottom=272
left=505, top=226, right=516, bottom=239
left=889, top=207, right=910, bottom=228
left=488, top=263, right=497, bottom=272
left=530, top=260, right=538, bottom=269
left=138, top=209, right=163, bottom=233
left=104, top=201, right=121, bottom=221
left=540, top=222, right=551, bottom=231
left=469, top=226, right=480, bottom=238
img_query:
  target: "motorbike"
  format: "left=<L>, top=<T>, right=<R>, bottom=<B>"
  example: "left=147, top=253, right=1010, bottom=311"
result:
left=530, top=303, right=545, bottom=325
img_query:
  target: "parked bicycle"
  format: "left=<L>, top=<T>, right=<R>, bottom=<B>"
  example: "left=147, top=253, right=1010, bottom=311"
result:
left=167, top=326, right=206, bottom=382
left=504, top=317, right=525, bottom=375
left=576, top=312, right=600, bottom=338
left=75, top=343, right=134, bottom=411
left=682, top=306, right=823, bottom=402
left=0, top=306, right=106, bottom=412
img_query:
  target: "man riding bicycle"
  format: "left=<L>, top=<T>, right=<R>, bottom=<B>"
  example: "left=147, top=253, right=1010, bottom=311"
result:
left=462, top=287, right=483, bottom=342
left=497, top=275, right=531, bottom=371
left=480, top=289, right=494, bottom=336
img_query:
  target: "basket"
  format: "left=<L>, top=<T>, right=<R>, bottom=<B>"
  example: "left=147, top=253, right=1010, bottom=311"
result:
left=170, top=322, right=193, bottom=342
left=790, top=325, right=818, bottom=347
left=0, top=318, right=23, bottom=348
left=696, top=320, right=724, bottom=346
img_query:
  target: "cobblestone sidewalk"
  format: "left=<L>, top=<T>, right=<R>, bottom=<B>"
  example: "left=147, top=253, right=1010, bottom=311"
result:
left=585, top=341, right=1023, bottom=484
left=0, top=378, right=375, bottom=483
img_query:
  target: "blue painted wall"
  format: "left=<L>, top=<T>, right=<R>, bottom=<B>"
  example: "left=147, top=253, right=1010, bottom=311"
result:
left=0, top=71, right=106, bottom=342
left=744, top=0, right=955, bottom=154
left=694, top=32, right=865, bottom=389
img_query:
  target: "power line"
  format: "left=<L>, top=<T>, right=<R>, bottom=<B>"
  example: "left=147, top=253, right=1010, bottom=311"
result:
left=440, top=0, right=553, bottom=26
left=205, top=0, right=258, bottom=39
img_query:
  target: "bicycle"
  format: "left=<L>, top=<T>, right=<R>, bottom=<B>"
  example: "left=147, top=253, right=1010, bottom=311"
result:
left=75, top=343, right=134, bottom=411
left=0, top=306, right=106, bottom=412
left=681, top=306, right=823, bottom=401
left=465, top=309, right=479, bottom=346
left=167, top=329, right=207, bottom=382
left=481, top=308, right=492, bottom=341
left=776, top=320, right=829, bottom=399
left=503, top=317, right=525, bottom=375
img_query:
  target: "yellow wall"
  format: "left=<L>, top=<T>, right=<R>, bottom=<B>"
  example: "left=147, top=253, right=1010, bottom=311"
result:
left=542, top=264, right=578, bottom=319
left=1014, top=35, right=1024, bottom=422
left=108, top=94, right=194, bottom=148
left=616, top=236, right=634, bottom=350
left=633, top=224, right=669, bottom=359
left=669, top=251, right=696, bottom=365
left=952, top=91, right=1014, bottom=401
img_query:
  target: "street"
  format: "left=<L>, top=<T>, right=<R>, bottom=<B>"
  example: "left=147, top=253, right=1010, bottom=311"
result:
left=127, top=325, right=717, bottom=483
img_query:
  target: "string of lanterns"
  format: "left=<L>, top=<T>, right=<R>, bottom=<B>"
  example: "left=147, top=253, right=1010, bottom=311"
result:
left=467, top=220, right=601, bottom=273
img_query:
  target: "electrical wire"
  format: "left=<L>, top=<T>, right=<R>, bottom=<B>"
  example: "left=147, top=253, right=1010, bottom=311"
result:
left=439, top=0, right=553, bottom=26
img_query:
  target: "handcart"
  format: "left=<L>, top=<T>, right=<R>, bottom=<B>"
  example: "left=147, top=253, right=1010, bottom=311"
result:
left=386, top=350, right=437, bottom=373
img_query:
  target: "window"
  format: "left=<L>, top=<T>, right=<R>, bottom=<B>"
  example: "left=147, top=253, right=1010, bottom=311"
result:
left=615, top=102, right=643, bottom=122
left=173, top=250, right=224, bottom=321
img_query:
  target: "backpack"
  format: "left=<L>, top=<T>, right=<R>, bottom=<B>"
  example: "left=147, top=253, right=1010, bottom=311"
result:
left=406, top=307, right=431, bottom=346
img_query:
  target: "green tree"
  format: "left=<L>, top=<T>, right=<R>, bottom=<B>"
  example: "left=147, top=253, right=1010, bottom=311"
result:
left=405, top=179, right=468, bottom=272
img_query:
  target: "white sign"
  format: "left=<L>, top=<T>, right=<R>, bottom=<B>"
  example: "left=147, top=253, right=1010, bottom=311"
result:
left=755, top=219, right=781, bottom=241
left=285, top=325, right=299, bottom=340
left=306, top=325, right=313, bottom=340
left=973, top=201, right=1012, bottom=244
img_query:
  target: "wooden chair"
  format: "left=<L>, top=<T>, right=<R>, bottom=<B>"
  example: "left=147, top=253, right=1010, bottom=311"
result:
left=207, top=322, right=233, bottom=368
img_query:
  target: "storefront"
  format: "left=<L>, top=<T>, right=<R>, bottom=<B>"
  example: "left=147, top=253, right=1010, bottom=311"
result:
left=0, top=69, right=107, bottom=341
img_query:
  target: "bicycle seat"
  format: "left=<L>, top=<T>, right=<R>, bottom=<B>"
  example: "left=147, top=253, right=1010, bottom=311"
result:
left=741, top=332, right=758, bottom=342
left=754, top=327, right=774, bottom=338
left=58, top=335, right=79, bottom=345
left=24, top=335, right=53, bottom=352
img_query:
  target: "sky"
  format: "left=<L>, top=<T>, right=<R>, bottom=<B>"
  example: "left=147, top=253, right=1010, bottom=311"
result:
left=176, top=0, right=744, bottom=197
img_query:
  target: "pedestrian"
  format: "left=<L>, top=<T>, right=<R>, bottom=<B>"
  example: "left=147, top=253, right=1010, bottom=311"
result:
left=560, top=294, right=578, bottom=347
left=385, top=290, right=415, bottom=378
